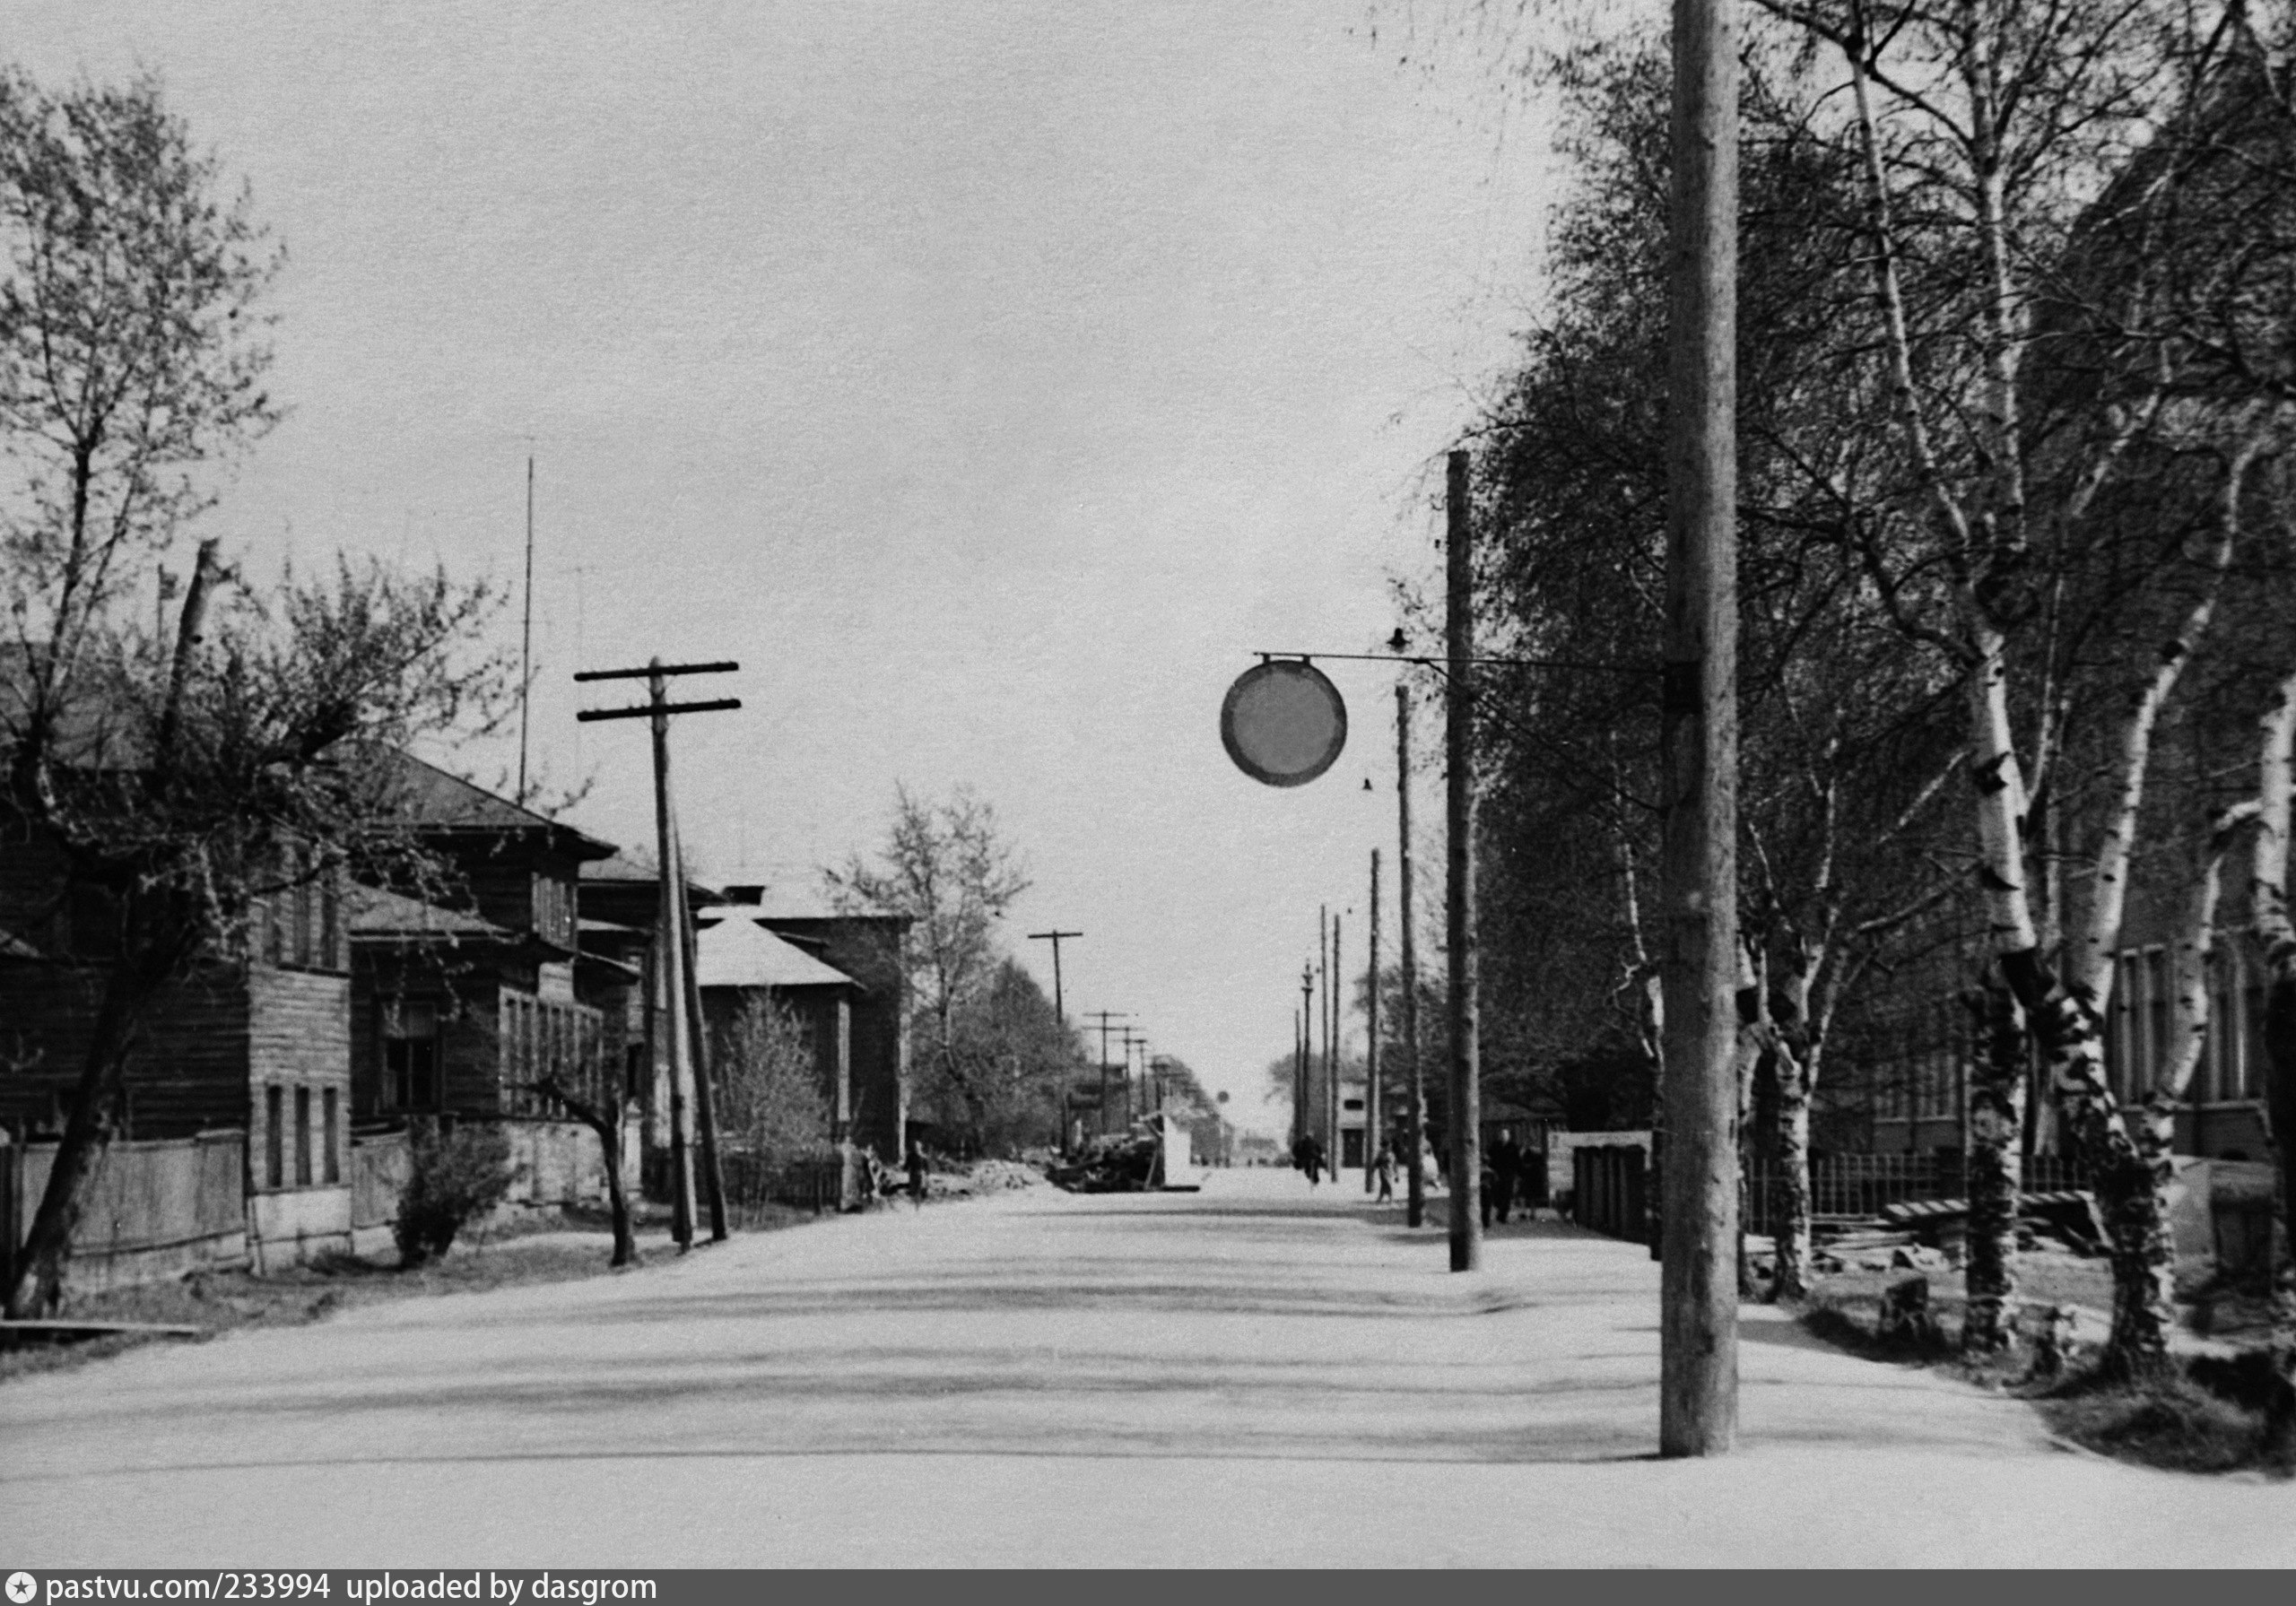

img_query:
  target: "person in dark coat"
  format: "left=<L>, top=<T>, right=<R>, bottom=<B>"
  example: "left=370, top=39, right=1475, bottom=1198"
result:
left=1490, top=1128, right=1523, bottom=1225
left=1303, top=1134, right=1325, bottom=1187
left=904, top=1139, right=928, bottom=1210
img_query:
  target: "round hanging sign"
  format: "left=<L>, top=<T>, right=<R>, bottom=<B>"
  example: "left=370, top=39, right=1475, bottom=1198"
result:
left=1221, top=659, right=1347, bottom=788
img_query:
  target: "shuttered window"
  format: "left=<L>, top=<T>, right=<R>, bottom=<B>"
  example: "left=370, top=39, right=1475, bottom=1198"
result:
left=265, top=1085, right=284, bottom=1189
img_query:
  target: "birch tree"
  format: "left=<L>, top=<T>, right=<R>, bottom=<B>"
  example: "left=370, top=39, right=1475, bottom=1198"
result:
left=1741, top=0, right=2296, bottom=1376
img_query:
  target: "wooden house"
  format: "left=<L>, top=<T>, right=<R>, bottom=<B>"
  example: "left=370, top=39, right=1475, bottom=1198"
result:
left=0, top=812, right=357, bottom=1271
left=692, top=900, right=858, bottom=1142
left=347, top=753, right=631, bottom=1204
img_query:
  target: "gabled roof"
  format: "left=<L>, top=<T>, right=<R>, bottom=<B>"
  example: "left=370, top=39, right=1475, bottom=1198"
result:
left=377, top=750, right=618, bottom=862
left=694, top=909, right=854, bottom=991
left=347, top=884, right=513, bottom=942
left=578, top=846, right=720, bottom=899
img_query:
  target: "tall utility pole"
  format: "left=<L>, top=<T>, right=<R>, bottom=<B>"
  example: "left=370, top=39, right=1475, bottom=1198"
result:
left=1398, top=684, right=1425, bottom=1228
left=1028, top=928, right=1083, bottom=1154
left=1027, top=930, right=1082, bottom=1021
left=1330, top=912, right=1344, bottom=1174
left=517, top=456, right=535, bottom=805
left=1446, top=449, right=1483, bottom=1272
left=673, top=814, right=728, bottom=1243
left=1084, top=1010, right=1127, bottom=1139
left=1659, top=0, right=1742, bottom=1457
left=1293, top=1008, right=1304, bottom=1145
left=1121, top=1029, right=1147, bottom=1126
left=1322, top=904, right=1341, bottom=1156
left=1366, top=849, right=1381, bottom=1194
left=576, top=657, right=740, bottom=1251
left=1298, top=964, right=1314, bottom=1147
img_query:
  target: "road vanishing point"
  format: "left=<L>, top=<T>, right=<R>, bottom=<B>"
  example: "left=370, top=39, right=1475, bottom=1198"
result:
left=6, top=1169, right=2289, bottom=1567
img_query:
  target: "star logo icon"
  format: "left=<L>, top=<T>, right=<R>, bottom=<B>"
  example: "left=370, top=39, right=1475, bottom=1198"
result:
left=5, top=1572, right=36, bottom=1605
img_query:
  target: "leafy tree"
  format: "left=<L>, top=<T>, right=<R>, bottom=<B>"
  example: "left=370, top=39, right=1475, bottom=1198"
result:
left=0, top=71, right=509, bottom=1315
left=826, top=785, right=1077, bottom=1153
left=712, top=994, right=832, bottom=1167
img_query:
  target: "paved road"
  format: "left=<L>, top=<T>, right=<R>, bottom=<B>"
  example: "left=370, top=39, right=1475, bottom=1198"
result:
left=5, top=1169, right=2289, bottom=1567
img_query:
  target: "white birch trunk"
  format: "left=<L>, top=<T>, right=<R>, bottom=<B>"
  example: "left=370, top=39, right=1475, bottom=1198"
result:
left=2248, top=669, right=2296, bottom=1453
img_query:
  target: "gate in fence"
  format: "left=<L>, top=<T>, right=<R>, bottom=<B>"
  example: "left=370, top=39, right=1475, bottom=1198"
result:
left=1572, top=1144, right=1648, bottom=1242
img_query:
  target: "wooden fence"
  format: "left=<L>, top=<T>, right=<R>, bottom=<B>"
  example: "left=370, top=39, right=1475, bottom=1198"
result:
left=1743, top=1151, right=2088, bottom=1236
left=721, top=1150, right=846, bottom=1219
left=2, top=1131, right=248, bottom=1294
left=1572, top=1145, right=1648, bottom=1242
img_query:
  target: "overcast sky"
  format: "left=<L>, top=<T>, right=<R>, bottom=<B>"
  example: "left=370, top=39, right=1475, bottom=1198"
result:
left=16, top=1, right=1567, bottom=1130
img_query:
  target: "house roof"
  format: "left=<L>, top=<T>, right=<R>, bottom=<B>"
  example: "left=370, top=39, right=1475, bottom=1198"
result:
left=694, top=910, right=854, bottom=990
left=378, top=750, right=618, bottom=862
left=347, top=884, right=514, bottom=942
left=578, top=846, right=720, bottom=899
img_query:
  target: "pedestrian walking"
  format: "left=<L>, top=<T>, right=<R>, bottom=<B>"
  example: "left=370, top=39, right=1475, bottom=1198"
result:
left=1373, top=1142, right=1396, bottom=1203
left=904, top=1138, right=928, bottom=1210
left=1491, top=1127, right=1522, bottom=1226
left=1303, top=1133, right=1325, bottom=1187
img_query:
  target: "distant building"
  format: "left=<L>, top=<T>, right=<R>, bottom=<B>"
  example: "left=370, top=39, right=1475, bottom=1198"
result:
left=729, top=891, right=912, bottom=1164
left=345, top=752, right=629, bottom=1204
left=692, top=900, right=858, bottom=1142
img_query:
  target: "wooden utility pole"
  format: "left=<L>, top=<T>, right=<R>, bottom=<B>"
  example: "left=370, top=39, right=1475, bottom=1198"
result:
left=1659, top=0, right=1742, bottom=1456
left=1027, top=930, right=1082, bottom=1022
left=1121, top=1029, right=1147, bottom=1126
left=1446, top=448, right=1483, bottom=1272
left=1084, top=1009, right=1126, bottom=1140
left=576, top=657, right=740, bottom=1252
left=672, top=817, right=728, bottom=1243
left=517, top=456, right=535, bottom=805
left=1366, top=849, right=1381, bottom=1194
left=1398, top=684, right=1425, bottom=1228
left=1298, top=966, right=1314, bottom=1146
left=1330, top=913, right=1344, bottom=1173
left=1028, top=928, right=1083, bottom=1154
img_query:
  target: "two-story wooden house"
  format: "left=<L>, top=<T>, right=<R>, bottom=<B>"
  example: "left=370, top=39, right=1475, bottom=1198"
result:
left=347, top=753, right=632, bottom=1205
left=0, top=809, right=358, bottom=1272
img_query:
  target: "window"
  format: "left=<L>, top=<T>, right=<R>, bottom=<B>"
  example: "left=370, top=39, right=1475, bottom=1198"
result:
left=294, top=1086, right=313, bottom=1186
left=532, top=874, right=573, bottom=946
left=2143, top=949, right=2170, bottom=1099
left=383, top=1001, right=440, bottom=1110
left=499, top=992, right=605, bottom=1116
left=293, top=870, right=315, bottom=970
left=323, top=1088, right=340, bottom=1185
left=319, top=877, right=341, bottom=970
left=265, top=1085, right=284, bottom=1189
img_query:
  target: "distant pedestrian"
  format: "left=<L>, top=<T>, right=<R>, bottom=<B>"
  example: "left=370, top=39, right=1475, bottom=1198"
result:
left=904, top=1139, right=928, bottom=1210
left=1303, top=1134, right=1325, bottom=1187
left=1373, top=1142, right=1396, bottom=1203
left=1491, top=1128, right=1522, bottom=1226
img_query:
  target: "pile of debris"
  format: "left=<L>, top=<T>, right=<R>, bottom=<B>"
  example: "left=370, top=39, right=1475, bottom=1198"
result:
left=967, top=1159, right=1047, bottom=1192
left=1045, top=1133, right=1158, bottom=1194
